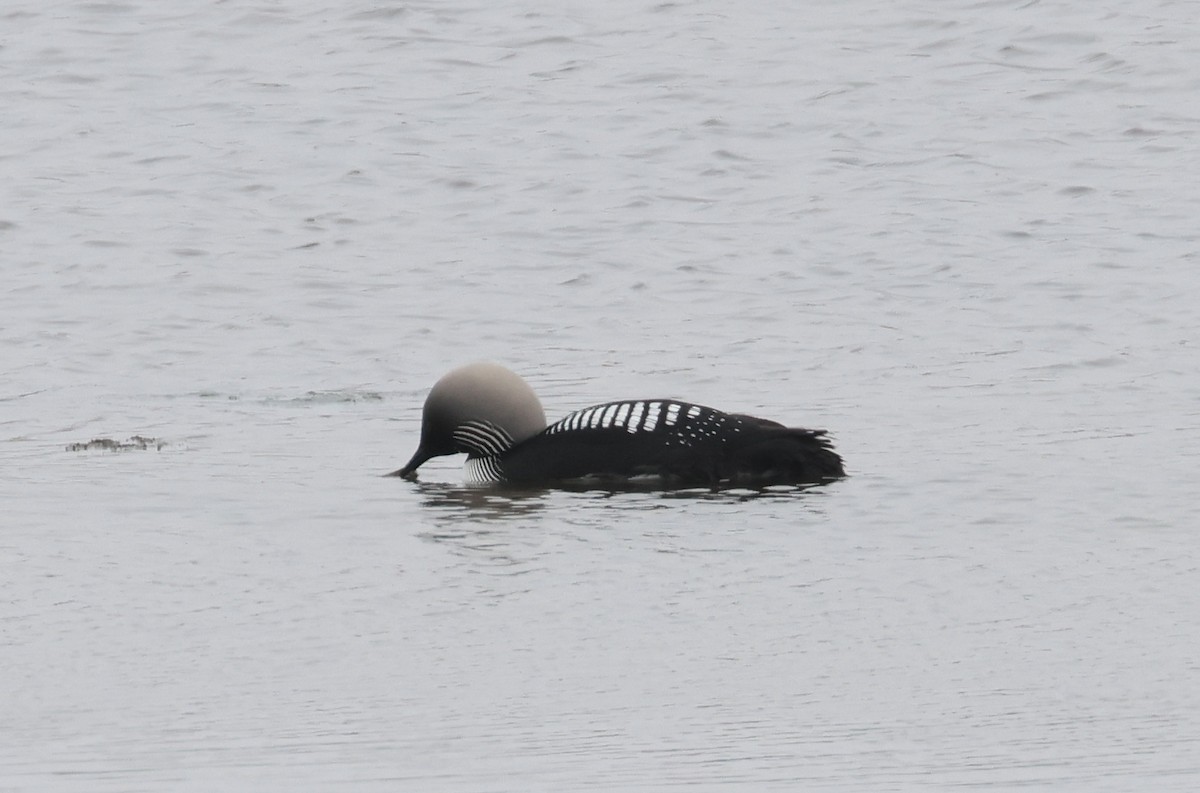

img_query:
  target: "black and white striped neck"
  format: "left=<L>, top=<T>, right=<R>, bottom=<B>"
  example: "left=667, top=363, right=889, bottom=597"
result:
left=452, top=420, right=515, bottom=458
left=463, top=455, right=505, bottom=484
left=451, top=420, right=513, bottom=484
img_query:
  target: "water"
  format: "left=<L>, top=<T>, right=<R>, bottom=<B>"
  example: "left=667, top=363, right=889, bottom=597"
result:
left=4, top=0, right=1199, bottom=789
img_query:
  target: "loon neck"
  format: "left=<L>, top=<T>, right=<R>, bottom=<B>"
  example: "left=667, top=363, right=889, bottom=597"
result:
left=452, top=420, right=516, bottom=459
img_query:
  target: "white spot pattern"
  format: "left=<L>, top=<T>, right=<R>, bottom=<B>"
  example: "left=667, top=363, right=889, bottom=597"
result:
left=455, top=401, right=748, bottom=485
left=643, top=402, right=661, bottom=432
left=543, top=399, right=736, bottom=447
left=627, top=402, right=646, bottom=433
left=615, top=402, right=631, bottom=430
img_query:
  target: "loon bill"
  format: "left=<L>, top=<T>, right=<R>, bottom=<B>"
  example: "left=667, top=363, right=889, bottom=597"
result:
left=390, top=362, right=845, bottom=488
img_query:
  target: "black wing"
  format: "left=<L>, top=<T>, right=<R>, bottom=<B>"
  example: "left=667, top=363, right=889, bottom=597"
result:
left=500, top=400, right=843, bottom=487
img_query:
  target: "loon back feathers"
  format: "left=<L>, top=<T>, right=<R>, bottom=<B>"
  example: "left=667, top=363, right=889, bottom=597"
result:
left=501, top=399, right=843, bottom=486
left=392, top=364, right=845, bottom=488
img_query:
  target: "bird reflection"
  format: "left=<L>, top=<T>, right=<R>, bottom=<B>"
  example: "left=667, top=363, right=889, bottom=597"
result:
left=411, top=480, right=552, bottom=521
left=407, top=478, right=828, bottom=517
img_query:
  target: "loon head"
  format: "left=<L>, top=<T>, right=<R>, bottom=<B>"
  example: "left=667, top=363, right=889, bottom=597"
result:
left=393, top=362, right=547, bottom=479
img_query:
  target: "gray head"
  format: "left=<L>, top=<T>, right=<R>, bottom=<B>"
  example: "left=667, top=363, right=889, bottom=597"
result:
left=392, top=363, right=547, bottom=479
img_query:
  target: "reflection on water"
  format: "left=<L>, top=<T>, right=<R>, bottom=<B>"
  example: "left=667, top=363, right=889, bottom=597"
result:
left=412, top=480, right=553, bottom=522
left=408, top=476, right=837, bottom=512
left=410, top=482, right=553, bottom=575
left=408, top=477, right=842, bottom=579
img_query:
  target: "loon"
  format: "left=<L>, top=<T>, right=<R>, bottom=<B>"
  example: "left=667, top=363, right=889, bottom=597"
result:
left=390, top=363, right=845, bottom=489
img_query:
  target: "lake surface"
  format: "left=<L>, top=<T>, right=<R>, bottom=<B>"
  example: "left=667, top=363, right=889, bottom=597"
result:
left=4, top=0, right=1199, bottom=790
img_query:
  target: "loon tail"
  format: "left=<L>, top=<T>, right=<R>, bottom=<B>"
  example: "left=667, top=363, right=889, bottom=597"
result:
left=721, top=416, right=845, bottom=485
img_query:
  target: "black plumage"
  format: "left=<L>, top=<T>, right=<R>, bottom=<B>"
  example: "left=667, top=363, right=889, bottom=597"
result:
left=392, top=364, right=844, bottom=490
left=498, top=400, right=843, bottom=487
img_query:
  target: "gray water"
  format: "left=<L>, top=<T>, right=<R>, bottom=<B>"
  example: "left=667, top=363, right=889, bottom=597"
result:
left=4, top=0, right=1199, bottom=790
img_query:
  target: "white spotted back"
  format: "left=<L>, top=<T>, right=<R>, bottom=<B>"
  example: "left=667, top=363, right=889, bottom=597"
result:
left=544, top=400, right=736, bottom=447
